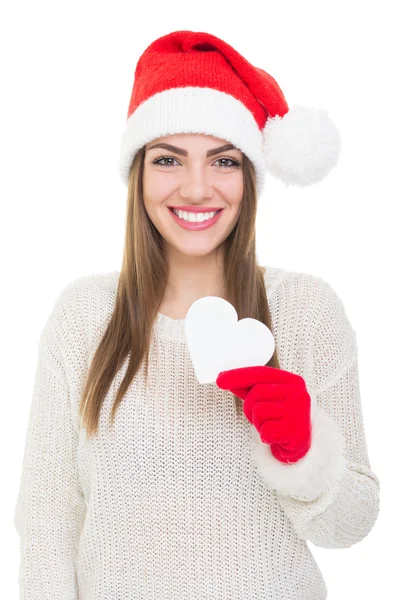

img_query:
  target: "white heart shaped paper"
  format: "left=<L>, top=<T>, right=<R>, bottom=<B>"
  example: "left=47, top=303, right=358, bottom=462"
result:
left=185, top=296, right=275, bottom=384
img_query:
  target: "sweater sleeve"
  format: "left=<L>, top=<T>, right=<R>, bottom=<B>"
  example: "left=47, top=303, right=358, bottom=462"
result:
left=249, top=276, right=380, bottom=549
left=13, top=281, right=87, bottom=599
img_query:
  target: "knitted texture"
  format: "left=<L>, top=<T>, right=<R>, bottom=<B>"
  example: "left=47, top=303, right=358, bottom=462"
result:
left=119, top=29, right=289, bottom=196
left=13, top=266, right=380, bottom=599
left=119, top=30, right=341, bottom=191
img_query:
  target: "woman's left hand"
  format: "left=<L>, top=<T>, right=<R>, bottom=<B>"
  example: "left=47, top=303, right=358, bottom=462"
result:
left=216, top=365, right=312, bottom=464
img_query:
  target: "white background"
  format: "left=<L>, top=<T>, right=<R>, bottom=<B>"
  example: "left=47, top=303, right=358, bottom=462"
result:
left=2, top=1, right=399, bottom=598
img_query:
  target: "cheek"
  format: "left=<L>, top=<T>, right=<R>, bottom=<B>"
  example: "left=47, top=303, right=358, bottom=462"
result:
left=143, top=171, right=160, bottom=199
left=219, top=173, right=244, bottom=206
left=214, top=167, right=243, bottom=190
left=143, top=168, right=177, bottom=198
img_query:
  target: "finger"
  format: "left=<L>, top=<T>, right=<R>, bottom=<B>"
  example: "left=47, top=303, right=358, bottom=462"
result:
left=226, top=387, right=248, bottom=401
left=251, top=398, right=284, bottom=428
left=216, top=366, right=272, bottom=391
left=243, top=383, right=289, bottom=422
left=227, top=381, right=286, bottom=405
left=258, top=420, right=290, bottom=446
left=217, top=365, right=303, bottom=391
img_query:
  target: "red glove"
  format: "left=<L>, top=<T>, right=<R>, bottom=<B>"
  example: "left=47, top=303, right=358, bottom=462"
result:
left=216, top=366, right=312, bottom=464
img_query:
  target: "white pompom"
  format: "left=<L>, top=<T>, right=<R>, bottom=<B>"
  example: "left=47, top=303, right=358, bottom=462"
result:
left=262, top=105, right=341, bottom=187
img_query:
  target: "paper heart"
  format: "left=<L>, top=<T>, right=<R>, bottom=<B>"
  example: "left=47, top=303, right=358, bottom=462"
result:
left=185, top=296, right=275, bottom=384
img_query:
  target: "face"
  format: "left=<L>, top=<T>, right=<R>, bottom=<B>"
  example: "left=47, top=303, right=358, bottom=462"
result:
left=142, top=133, right=244, bottom=260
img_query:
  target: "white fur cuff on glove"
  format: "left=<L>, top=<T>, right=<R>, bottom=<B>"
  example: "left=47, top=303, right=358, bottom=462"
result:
left=250, top=403, right=346, bottom=501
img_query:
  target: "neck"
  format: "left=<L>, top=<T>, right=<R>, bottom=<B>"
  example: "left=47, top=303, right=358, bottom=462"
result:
left=162, top=247, right=227, bottom=308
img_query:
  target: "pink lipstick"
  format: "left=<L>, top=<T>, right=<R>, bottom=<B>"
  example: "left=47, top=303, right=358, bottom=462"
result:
left=168, top=207, right=223, bottom=230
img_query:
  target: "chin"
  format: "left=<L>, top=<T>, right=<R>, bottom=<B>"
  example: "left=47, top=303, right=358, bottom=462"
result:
left=167, top=240, right=221, bottom=258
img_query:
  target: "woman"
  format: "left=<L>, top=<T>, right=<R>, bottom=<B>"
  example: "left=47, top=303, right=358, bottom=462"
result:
left=14, top=30, right=380, bottom=599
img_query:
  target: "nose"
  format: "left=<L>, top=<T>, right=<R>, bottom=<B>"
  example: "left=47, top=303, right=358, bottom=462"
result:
left=179, top=164, right=214, bottom=201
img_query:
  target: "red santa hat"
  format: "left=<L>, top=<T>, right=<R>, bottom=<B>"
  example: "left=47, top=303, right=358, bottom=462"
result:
left=119, top=30, right=341, bottom=196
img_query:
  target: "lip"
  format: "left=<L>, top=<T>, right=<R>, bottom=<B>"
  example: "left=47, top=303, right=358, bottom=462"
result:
left=168, top=207, right=223, bottom=230
left=167, top=205, right=223, bottom=213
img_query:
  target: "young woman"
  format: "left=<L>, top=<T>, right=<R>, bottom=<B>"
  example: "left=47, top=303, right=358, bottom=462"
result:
left=14, top=30, right=380, bottom=599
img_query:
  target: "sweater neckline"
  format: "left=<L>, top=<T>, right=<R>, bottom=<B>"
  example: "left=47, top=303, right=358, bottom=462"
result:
left=152, top=266, right=286, bottom=343
left=154, top=311, right=187, bottom=342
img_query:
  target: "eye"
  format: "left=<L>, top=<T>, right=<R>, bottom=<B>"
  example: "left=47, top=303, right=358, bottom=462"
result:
left=215, top=157, right=241, bottom=169
left=152, top=156, right=179, bottom=168
left=152, top=156, right=241, bottom=169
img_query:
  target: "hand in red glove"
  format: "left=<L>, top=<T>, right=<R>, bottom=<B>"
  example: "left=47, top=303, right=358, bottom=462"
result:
left=216, top=366, right=312, bottom=464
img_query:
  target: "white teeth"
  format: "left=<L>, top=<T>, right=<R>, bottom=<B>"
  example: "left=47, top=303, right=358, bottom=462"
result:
left=172, top=209, right=219, bottom=222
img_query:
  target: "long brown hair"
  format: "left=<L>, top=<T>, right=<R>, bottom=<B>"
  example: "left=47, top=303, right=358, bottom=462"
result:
left=79, top=144, right=281, bottom=438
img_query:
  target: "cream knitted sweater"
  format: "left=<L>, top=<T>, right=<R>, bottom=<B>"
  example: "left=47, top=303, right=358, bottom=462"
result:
left=13, top=266, right=380, bottom=600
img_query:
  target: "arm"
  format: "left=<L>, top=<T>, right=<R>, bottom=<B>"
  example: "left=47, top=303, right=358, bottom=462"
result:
left=250, top=277, right=380, bottom=548
left=13, top=281, right=87, bottom=599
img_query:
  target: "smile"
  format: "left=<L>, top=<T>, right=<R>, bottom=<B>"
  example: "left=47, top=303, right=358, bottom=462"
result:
left=168, top=207, right=223, bottom=230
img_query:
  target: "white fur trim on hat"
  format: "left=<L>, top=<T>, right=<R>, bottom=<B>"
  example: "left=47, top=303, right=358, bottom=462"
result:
left=119, top=86, right=267, bottom=197
left=250, top=402, right=346, bottom=501
left=262, top=105, right=341, bottom=187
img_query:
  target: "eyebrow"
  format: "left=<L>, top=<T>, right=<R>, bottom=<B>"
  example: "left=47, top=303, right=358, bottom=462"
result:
left=146, top=142, right=238, bottom=157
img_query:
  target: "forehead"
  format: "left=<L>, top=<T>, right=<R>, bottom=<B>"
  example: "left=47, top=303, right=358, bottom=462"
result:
left=145, top=132, right=240, bottom=152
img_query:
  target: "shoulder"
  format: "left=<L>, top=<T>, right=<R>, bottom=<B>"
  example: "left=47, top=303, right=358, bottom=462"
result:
left=48, top=270, right=120, bottom=322
left=263, top=264, right=356, bottom=346
left=41, top=270, right=120, bottom=353
left=53, top=270, right=119, bottom=304
left=263, top=265, right=357, bottom=387
left=263, top=264, right=340, bottom=312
